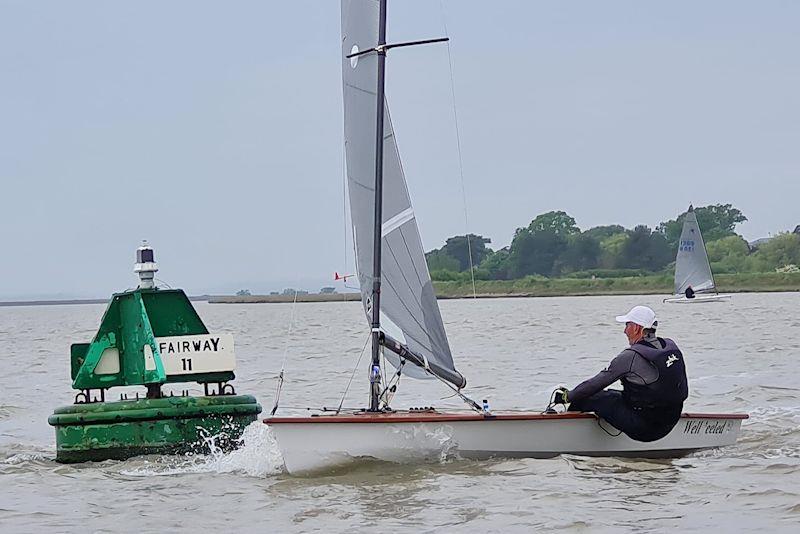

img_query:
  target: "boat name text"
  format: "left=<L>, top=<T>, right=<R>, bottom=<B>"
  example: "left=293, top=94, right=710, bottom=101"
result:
left=683, top=420, right=733, bottom=435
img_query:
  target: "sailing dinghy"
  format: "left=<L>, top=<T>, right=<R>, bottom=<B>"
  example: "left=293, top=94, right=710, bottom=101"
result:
left=264, top=0, right=747, bottom=474
left=664, top=206, right=732, bottom=303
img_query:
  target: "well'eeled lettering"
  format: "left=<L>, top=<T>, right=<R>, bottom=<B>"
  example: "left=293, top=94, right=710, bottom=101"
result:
left=683, top=419, right=732, bottom=435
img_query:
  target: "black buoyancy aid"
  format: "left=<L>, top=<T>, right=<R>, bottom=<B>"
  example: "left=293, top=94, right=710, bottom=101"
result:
left=622, top=337, right=688, bottom=410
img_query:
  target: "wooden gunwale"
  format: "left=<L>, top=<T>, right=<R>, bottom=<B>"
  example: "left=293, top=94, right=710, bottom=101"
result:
left=264, top=412, right=749, bottom=424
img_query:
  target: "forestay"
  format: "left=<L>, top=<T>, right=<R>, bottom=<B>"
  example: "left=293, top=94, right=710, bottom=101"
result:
left=341, top=0, right=464, bottom=386
left=674, top=208, right=715, bottom=294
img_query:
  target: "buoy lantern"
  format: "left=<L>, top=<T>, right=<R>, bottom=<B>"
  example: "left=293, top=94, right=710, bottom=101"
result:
left=48, top=242, right=262, bottom=463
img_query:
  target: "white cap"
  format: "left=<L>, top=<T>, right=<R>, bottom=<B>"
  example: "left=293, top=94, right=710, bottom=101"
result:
left=615, top=305, right=657, bottom=329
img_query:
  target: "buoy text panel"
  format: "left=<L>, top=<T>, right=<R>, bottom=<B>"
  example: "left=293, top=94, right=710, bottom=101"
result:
left=155, top=333, right=236, bottom=375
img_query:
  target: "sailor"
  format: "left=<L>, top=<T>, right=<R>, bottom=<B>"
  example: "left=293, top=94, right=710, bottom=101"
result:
left=553, top=305, right=688, bottom=442
left=685, top=286, right=695, bottom=299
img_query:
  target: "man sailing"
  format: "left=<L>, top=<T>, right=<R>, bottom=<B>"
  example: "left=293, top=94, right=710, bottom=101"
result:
left=554, top=305, right=688, bottom=442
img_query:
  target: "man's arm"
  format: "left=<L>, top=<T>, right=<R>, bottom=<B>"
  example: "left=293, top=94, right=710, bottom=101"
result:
left=567, top=350, right=636, bottom=403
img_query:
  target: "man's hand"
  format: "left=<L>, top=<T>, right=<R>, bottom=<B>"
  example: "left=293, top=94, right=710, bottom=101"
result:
left=553, top=387, right=569, bottom=405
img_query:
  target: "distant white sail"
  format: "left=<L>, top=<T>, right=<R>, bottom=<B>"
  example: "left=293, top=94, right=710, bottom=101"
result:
left=674, top=207, right=716, bottom=295
left=341, top=0, right=463, bottom=385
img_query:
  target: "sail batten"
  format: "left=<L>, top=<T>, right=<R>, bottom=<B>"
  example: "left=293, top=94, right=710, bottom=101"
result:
left=674, top=208, right=716, bottom=295
left=341, top=0, right=464, bottom=388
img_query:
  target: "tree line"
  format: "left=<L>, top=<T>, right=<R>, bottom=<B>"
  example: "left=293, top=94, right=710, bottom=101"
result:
left=425, top=204, right=800, bottom=281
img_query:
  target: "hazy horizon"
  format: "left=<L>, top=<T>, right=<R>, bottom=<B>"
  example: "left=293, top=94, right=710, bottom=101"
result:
left=2, top=1, right=798, bottom=300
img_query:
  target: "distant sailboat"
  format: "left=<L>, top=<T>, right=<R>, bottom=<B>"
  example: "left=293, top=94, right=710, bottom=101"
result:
left=664, top=205, right=732, bottom=303
left=263, top=0, right=746, bottom=474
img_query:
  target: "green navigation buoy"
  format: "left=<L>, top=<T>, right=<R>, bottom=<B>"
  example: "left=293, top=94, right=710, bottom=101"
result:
left=49, top=242, right=262, bottom=463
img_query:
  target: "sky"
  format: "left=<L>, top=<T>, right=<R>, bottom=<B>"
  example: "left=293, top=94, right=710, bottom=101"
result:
left=1, top=1, right=798, bottom=300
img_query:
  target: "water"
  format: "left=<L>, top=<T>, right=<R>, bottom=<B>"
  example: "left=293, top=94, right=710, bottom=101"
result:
left=1, top=293, right=798, bottom=532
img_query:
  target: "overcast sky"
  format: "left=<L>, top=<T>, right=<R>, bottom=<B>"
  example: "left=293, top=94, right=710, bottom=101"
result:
left=1, top=1, right=798, bottom=299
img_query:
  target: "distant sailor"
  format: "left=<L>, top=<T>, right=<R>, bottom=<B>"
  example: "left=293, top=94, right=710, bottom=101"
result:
left=685, top=286, right=695, bottom=299
left=553, top=305, right=688, bottom=442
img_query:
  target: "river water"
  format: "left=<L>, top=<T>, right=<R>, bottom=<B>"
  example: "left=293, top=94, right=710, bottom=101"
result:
left=1, top=293, right=798, bottom=532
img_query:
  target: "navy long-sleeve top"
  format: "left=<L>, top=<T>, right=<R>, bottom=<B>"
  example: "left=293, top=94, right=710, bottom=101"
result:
left=568, top=333, right=662, bottom=403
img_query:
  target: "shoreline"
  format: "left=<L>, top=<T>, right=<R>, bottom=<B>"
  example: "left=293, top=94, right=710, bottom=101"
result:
left=208, top=293, right=361, bottom=304
left=210, top=272, right=800, bottom=303
left=4, top=273, right=797, bottom=306
left=208, top=286, right=799, bottom=303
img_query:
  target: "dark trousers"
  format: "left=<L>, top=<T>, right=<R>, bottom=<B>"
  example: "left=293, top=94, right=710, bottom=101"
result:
left=568, top=389, right=680, bottom=442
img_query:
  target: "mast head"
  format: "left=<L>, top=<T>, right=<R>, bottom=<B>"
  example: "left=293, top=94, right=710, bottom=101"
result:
left=134, top=240, right=158, bottom=289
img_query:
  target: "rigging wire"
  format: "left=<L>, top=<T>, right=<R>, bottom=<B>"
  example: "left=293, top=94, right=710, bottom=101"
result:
left=269, top=286, right=301, bottom=416
left=378, top=359, right=405, bottom=407
left=336, top=332, right=372, bottom=414
left=440, top=0, right=477, bottom=299
left=336, top=332, right=372, bottom=415
left=436, top=372, right=483, bottom=413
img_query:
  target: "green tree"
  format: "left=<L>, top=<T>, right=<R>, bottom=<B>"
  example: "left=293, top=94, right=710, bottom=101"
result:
left=507, top=228, right=563, bottom=277
left=425, top=249, right=460, bottom=272
left=439, top=234, right=492, bottom=271
left=706, top=235, right=751, bottom=273
left=558, top=233, right=601, bottom=273
left=752, top=233, right=800, bottom=270
left=527, top=211, right=579, bottom=236
left=658, top=204, right=747, bottom=248
left=598, top=232, right=629, bottom=268
left=584, top=225, right=626, bottom=241
left=480, top=248, right=511, bottom=280
left=706, top=235, right=750, bottom=262
left=506, top=211, right=579, bottom=277
left=620, top=225, right=672, bottom=271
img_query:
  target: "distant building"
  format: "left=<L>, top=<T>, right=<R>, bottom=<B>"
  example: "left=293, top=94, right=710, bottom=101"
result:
left=269, top=291, right=279, bottom=296
left=319, top=286, right=337, bottom=294
left=282, top=288, right=308, bottom=296
left=748, top=237, right=772, bottom=249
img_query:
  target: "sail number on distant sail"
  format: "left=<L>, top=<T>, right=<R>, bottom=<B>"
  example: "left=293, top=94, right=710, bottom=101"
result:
left=155, top=333, right=236, bottom=375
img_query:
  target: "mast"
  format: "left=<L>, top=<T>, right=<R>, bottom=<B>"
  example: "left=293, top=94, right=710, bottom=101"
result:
left=368, top=0, right=388, bottom=412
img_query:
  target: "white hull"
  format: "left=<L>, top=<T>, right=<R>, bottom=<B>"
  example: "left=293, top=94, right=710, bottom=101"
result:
left=663, top=294, right=732, bottom=304
left=265, top=412, right=746, bottom=474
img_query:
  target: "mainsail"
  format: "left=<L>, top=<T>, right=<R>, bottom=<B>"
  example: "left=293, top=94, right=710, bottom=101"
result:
left=674, top=206, right=716, bottom=295
left=341, top=0, right=465, bottom=388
